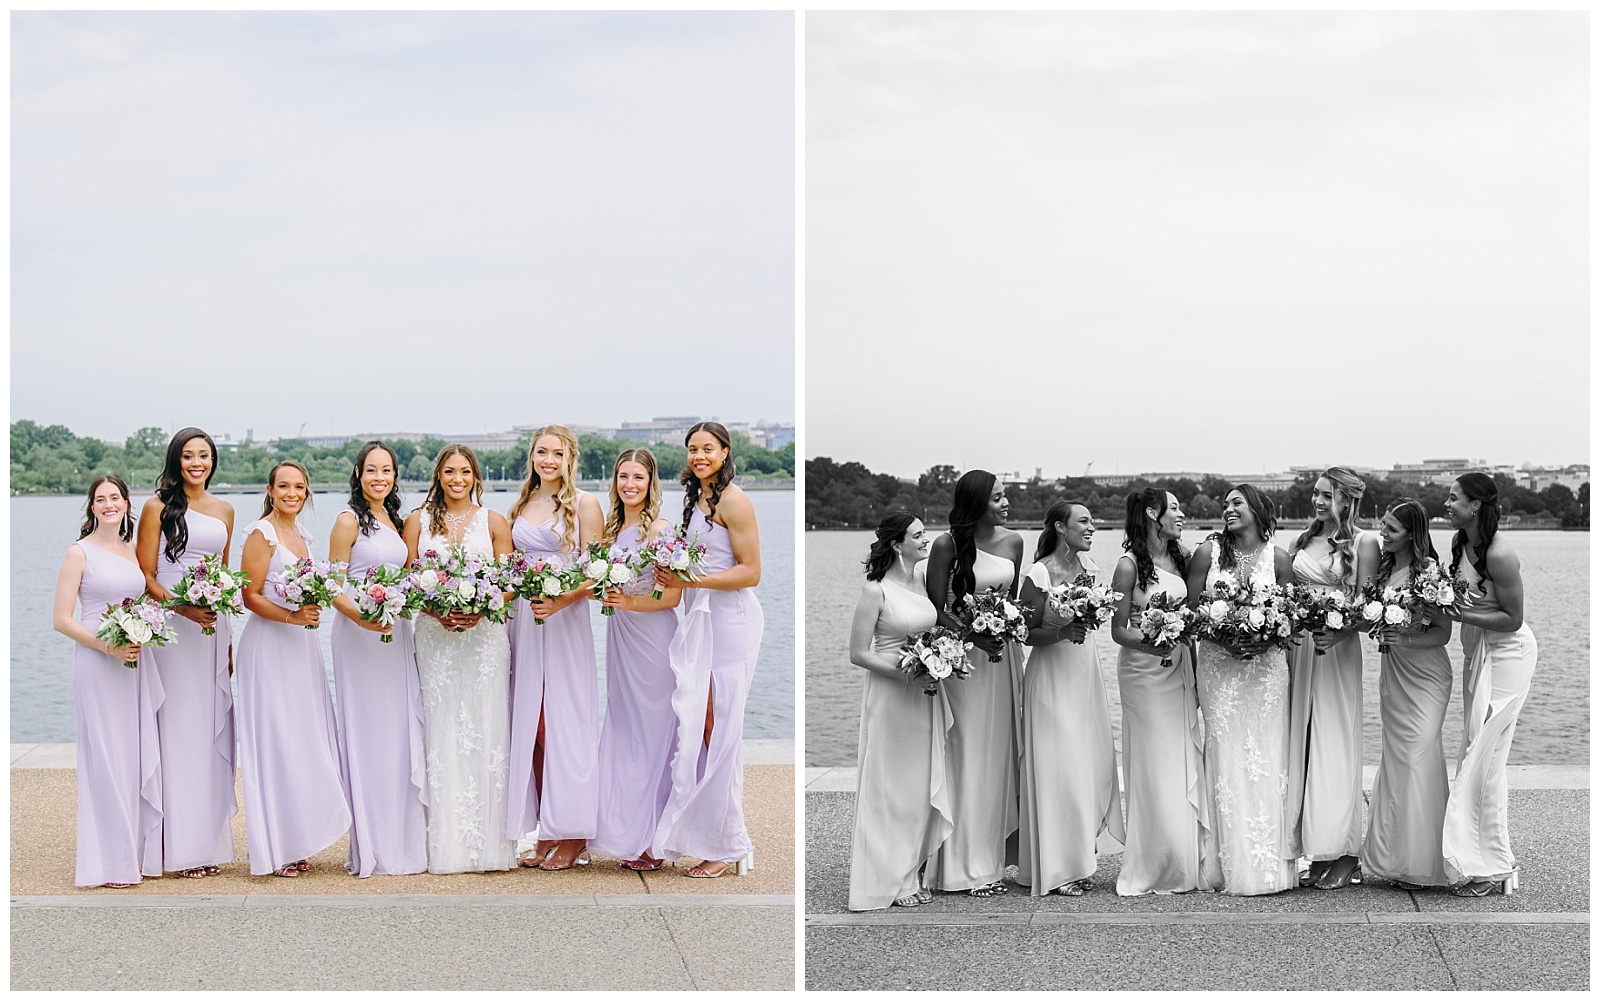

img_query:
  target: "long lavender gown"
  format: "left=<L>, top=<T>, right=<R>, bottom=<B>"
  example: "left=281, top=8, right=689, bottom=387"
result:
left=235, top=520, right=352, bottom=875
left=652, top=510, right=764, bottom=866
left=71, top=541, right=163, bottom=886
left=149, top=508, right=236, bottom=872
left=506, top=507, right=600, bottom=844
left=589, top=522, right=680, bottom=862
left=330, top=521, right=428, bottom=877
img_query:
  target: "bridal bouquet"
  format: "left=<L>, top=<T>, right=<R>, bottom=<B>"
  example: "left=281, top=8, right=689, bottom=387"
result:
left=352, top=565, right=420, bottom=643
left=961, top=586, right=1028, bottom=663
left=267, top=558, right=350, bottom=628
left=410, top=548, right=512, bottom=625
left=897, top=626, right=973, bottom=695
left=499, top=550, right=571, bottom=625
left=1044, top=573, right=1123, bottom=641
left=1191, top=576, right=1297, bottom=658
left=1137, top=591, right=1192, bottom=667
left=635, top=528, right=708, bottom=600
left=579, top=540, right=637, bottom=616
left=95, top=595, right=178, bottom=661
left=162, top=554, right=249, bottom=635
left=1289, top=586, right=1357, bottom=656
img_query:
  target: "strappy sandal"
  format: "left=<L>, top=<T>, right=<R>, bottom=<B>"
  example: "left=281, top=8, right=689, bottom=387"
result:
left=967, top=881, right=1007, bottom=898
left=203, top=866, right=221, bottom=876
left=273, top=866, right=300, bottom=878
left=1392, top=880, right=1426, bottom=891
left=539, top=846, right=590, bottom=871
left=1315, top=858, right=1361, bottom=890
left=294, top=860, right=309, bottom=872
left=103, top=882, right=137, bottom=889
left=684, top=861, right=730, bottom=879
left=892, top=892, right=924, bottom=907
left=620, top=856, right=664, bottom=872
left=179, top=868, right=207, bottom=879
left=1452, top=872, right=1518, bottom=897
left=520, top=847, right=557, bottom=869
left=914, top=888, right=933, bottom=904
left=1052, top=882, right=1085, bottom=896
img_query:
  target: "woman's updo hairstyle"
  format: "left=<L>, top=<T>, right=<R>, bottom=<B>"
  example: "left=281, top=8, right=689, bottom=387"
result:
left=1450, top=472, right=1500, bottom=590
left=862, top=512, right=917, bottom=582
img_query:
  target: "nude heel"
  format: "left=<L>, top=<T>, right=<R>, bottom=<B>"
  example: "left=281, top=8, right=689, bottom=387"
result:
left=1502, top=869, right=1519, bottom=896
left=736, top=851, right=753, bottom=876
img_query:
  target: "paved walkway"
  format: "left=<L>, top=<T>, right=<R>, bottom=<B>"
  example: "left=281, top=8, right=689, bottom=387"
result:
left=805, top=767, right=1588, bottom=991
left=12, top=741, right=794, bottom=990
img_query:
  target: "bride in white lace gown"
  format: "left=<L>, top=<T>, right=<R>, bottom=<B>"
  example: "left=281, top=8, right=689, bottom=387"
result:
left=402, top=445, right=519, bottom=874
left=1186, top=485, right=1298, bottom=896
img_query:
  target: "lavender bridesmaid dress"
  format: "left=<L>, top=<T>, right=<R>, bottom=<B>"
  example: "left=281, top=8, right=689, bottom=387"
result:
left=506, top=507, right=600, bottom=843
left=71, top=541, right=164, bottom=886
left=652, top=510, right=764, bottom=867
left=149, top=508, right=236, bottom=872
left=234, top=520, right=352, bottom=875
left=330, top=521, right=428, bottom=877
left=589, top=522, right=680, bottom=862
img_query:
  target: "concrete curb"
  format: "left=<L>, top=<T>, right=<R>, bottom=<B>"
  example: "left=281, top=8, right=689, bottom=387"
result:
left=15, top=892, right=796, bottom=909
left=806, top=909, right=1589, bottom=928
left=805, top=763, right=1590, bottom=792
left=12, top=739, right=795, bottom=769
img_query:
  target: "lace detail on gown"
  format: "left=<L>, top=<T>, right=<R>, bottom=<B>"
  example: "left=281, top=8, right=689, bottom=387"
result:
left=413, top=507, right=516, bottom=872
left=1195, top=542, right=1295, bottom=894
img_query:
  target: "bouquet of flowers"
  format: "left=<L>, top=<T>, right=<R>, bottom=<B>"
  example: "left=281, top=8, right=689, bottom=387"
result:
left=266, top=558, right=350, bottom=628
left=1137, top=591, right=1192, bottom=667
left=409, top=548, right=512, bottom=625
left=1289, top=586, right=1357, bottom=656
left=162, top=553, right=249, bottom=636
left=1358, top=582, right=1412, bottom=653
left=634, top=528, right=708, bottom=600
left=961, top=586, right=1029, bottom=663
left=897, top=626, right=974, bottom=695
left=352, top=565, right=420, bottom=643
left=579, top=540, right=637, bottom=616
left=1191, top=576, right=1298, bottom=658
left=1044, top=572, right=1123, bottom=641
left=1359, top=563, right=1466, bottom=653
left=499, top=550, right=571, bottom=625
left=95, top=595, right=178, bottom=662
left=1409, top=562, right=1468, bottom=621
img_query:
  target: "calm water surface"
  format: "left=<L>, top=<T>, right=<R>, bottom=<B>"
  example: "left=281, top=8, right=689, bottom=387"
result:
left=806, top=528, right=1588, bottom=767
left=13, top=489, right=794, bottom=742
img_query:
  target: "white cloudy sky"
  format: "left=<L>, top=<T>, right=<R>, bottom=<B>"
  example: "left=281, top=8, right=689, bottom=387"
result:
left=806, top=11, right=1588, bottom=480
left=12, top=11, right=794, bottom=444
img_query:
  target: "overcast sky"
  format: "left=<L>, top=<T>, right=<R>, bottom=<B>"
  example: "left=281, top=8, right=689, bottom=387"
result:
left=806, top=11, right=1587, bottom=480
left=12, top=11, right=794, bottom=444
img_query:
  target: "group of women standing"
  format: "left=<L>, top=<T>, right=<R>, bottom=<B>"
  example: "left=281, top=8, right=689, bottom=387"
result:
left=55, top=421, right=764, bottom=887
left=846, top=466, right=1537, bottom=909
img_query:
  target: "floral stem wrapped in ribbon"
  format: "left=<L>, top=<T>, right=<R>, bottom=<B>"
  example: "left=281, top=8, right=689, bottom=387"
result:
left=352, top=565, right=419, bottom=643
left=1137, top=591, right=1192, bottom=667
left=961, top=586, right=1028, bottom=663
left=580, top=540, right=637, bottom=616
left=634, top=527, right=708, bottom=600
left=266, top=557, right=350, bottom=629
left=897, top=626, right=973, bottom=695
left=95, top=595, right=178, bottom=663
left=409, top=548, right=512, bottom=625
left=161, top=553, right=249, bottom=636
left=1044, top=572, right=1123, bottom=643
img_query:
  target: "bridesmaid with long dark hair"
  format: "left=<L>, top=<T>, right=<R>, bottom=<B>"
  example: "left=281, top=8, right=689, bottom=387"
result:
left=328, top=441, right=428, bottom=877
left=1361, top=498, right=1453, bottom=889
left=1285, top=467, right=1377, bottom=890
left=1017, top=499, right=1124, bottom=896
left=920, top=469, right=1023, bottom=897
left=505, top=425, right=603, bottom=871
left=1439, top=473, right=1537, bottom=896
left=136, top=428, right=237, bottom=878
left=235, top=460, right=351, bottom=877
left=52, top=475, right=162, bottom=887
left=1109, top=488, right=1207, bottom=895
left=589, top=448, right=683, bottom=872
left=846, top=513, right=950, bottom=910
left=652, top=421, right=764, bottom=878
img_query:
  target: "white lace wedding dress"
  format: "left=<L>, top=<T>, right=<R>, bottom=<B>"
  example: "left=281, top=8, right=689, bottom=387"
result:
left=413, top=507, right=518, bottom=873
left=1194, top=543, right=1297, bottom=895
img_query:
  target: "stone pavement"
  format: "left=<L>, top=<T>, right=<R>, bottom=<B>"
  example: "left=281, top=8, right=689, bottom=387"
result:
left=804, top=766, right=1589, bottom=992
left=11, top=741, right=795, bottom=990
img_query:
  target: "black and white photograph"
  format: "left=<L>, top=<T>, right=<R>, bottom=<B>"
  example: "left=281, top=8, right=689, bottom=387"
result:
left=10, top=11, right=795, bottom=990
left=802, top=11, right=1588, bottom=991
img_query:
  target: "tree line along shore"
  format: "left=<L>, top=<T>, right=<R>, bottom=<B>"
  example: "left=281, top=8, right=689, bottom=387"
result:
left=10, top=421, right=796, bottom=496
left=806, top=457, right=1589, bottom=531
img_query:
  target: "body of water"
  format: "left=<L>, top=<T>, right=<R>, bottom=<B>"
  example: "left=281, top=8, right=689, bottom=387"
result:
left=806, top=528, right=1588, bottom=768
left=14, top=489, right=794, bottom=742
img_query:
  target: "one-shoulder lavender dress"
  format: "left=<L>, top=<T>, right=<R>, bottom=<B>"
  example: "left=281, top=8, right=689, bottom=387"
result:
left=72, top=541, right=163, bottom=886
left=149, top=508, right=237, bottom=872
left=652, top=510, right=764, bottom=867
left=590, top=522, right=680, bottom=862
left=234, top=520, right=351, bottom=875
left=330, top=520, right=428, bottom=876
left=506, top=507, right=600, bottom=844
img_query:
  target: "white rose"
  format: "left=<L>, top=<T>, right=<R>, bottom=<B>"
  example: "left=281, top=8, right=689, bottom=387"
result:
left=584, top=559, right=609, bottom=580
left=1362, top=601, right=1384, bottom=622
left=125, top=620, right=153, bottom=644
left=1208, top=600, right=1230, bottom=620
left=1247, top=608, right=1266, bottom=629
left=1437, top=585, right=1455, bottom=605
left=218, top=572, right=235, bottom=589
left=669, top=550, right=693, bottom=570
left=455, top=580, right=476, bottom=600
left=420, top=570, right=441, bottom=589
left=1326, top=610, right=1345, bottom=630
left=1383, top=605, right=1408, bottom=626
left=927, top=657, right=952, bottom=680
left=609, top=564, right=634, bottom=585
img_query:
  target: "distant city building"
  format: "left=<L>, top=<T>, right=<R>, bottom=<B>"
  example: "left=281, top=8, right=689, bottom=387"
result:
left=261, top=416, right=793, bottom=454
left=1517, top=462, right=1590, bottom=492
left=1386, top=457, right=1516, bottom=486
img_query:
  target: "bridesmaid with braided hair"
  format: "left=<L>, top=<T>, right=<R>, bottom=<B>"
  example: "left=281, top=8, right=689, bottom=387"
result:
left=1285, top=467, right=1378, bottom=890
left=1438, top=473, right=1537, bottom=896
left=651, top=422, right=764, bottom=878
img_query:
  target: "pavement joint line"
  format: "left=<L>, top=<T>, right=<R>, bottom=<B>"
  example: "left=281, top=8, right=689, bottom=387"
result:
left=12, top=892, right=797, bottom=909
left=804, top=910, right=1590, bottom=928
